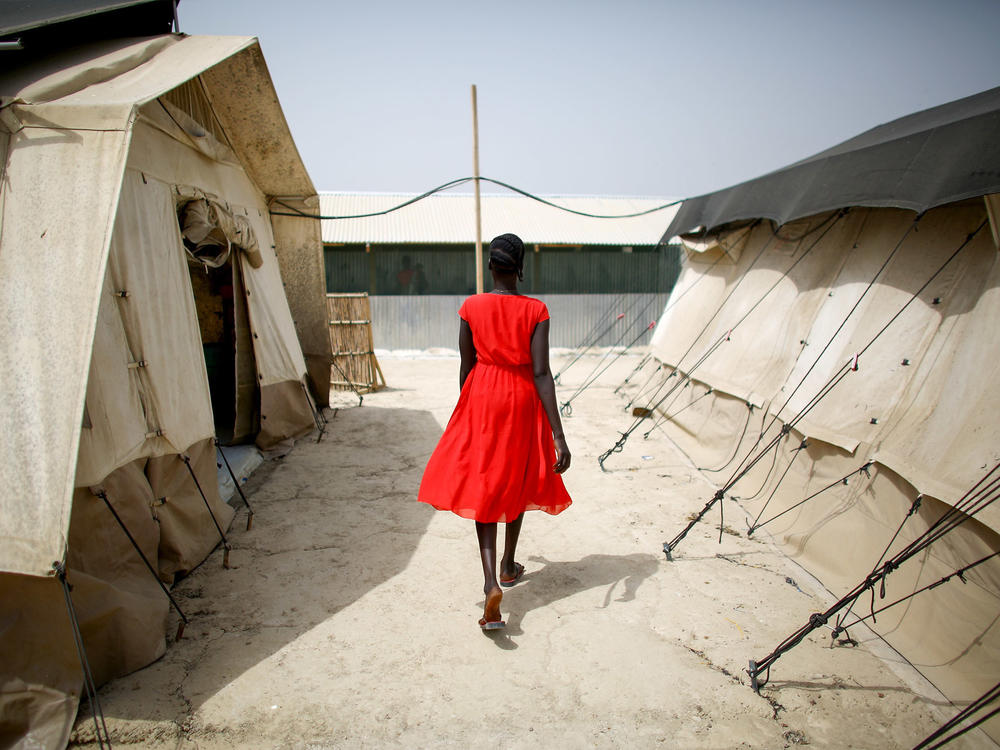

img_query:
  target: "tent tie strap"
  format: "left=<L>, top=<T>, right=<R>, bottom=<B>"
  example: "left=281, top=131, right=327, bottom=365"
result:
left=128, top=360, right=148, bottom=369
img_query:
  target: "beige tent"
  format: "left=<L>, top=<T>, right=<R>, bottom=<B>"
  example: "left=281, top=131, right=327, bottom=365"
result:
left=0, top=34, right=331, bottom=746
left=636, top=88, right=1000, bottom=742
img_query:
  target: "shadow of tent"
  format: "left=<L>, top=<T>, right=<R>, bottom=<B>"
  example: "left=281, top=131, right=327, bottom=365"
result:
left=78, top=405, right=440, bottom=725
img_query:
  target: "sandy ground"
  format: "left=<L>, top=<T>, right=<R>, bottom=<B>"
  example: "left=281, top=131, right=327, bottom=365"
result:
left=69, top=352, right=991, bottom=749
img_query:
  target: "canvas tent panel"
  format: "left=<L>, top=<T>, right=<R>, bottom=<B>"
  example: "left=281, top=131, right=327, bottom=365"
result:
left=874, top=249, right=1000, bottom=522
left=10, top=36, right=254, bottom=133
left=271, top=210, right=333, bottom=403
left=652, top=216, right=838, bottom=407
left=239, top=246, right=309, bottom=386
left=103, top=170, right=215, bottom=456
left=128, top=118, right=262, bottom=209
left=779, top=206, right=993, bottom=455
left=126, top=118, right=308, bottom=386
left=4, top=36, right=176, bottom=104
left=65, top=474, right=169, bottom=684
left=656, top=215, right=866, bottom=407
left=743, top=445, right=1000, bottom=711
left=75, top=270, right=149, bottom=488
left=147, top=437, right=234, bottom=583
left=0, top=574, right=79, bottom=749
left=197, top=42, right=315, bottom=202
left=0, top=126, right=129, bottom=577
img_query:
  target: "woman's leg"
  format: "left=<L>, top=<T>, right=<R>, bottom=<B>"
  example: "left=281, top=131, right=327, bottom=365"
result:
left=475, top=521, right=503, bottom=625
left=500, top=513, right=524, bottom=580
left=475, top=521, right=499, bottom=594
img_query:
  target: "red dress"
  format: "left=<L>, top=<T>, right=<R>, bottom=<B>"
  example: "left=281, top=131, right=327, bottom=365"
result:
left=418, top=294, right=573, bottom=522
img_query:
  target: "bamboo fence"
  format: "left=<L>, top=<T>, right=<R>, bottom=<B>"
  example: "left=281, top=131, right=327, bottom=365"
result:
left=326, top=293, right=385, bottom=392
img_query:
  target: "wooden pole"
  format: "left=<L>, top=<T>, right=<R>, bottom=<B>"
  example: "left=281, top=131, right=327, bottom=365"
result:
left=471, top=84, right=484, bottom=294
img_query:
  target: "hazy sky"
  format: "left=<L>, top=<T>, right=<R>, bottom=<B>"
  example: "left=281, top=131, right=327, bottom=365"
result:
left=180, top=0, right=1000, bottom=200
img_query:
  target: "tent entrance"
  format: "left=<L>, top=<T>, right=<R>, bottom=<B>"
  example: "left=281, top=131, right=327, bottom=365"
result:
left=188, top=259, right=259, bottom=444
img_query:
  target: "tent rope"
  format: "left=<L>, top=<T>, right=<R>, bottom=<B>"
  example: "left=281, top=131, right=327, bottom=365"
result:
left=642, top=385, right=713, bottom=439
left=664, top=362, right=855, bottom=558
left=55, top=561, right=112, bottom=749
left=665, top=217, right=986, bottom=557
left=744, top=439, right=809, bottom=529
left=600, top=211, right=845, bottom=470
left=599, top=328, right=733, bottom=470
left=611, top=246, right=729, bottom=398
left=912, top=680, right=1000, bottom=750
left=553, top=294, right=627, bottom=383
left=837, top=549, right=1000, bottom=634
left=92, top=489, right=189, bottom=640
left=560, top=304, right=658, bottom=416
left=618, top=357, right=659, bottom=405
left=746, top=460, right=1000, bottom=692
left=698, top=401, right=757, bottom=473
left=729, top=438, right=782, bottom=503
left=181, top=455, right=232, bottom=569
left=556, top=293, right=646, bottom=386
left=834, top=490, right=920, bottom=635
left=747, top=461, right=874, bottom=537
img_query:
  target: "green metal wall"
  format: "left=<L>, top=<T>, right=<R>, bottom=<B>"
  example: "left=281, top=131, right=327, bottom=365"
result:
left=324, top=243, right=682, bottom=296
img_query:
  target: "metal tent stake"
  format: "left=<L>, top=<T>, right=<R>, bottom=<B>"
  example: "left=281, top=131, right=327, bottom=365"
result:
left=182, top=454, right=232, bottom=568
left=215, top=438, right=255, bottom=531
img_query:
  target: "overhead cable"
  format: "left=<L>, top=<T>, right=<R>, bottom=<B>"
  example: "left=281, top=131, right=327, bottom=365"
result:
left=270, top=177, right=683, bottom=221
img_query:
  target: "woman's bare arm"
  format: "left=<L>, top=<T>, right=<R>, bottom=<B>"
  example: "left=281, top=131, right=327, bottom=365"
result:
left=530, top=319, right=571, bottom=473
left=459, top=318, right=477, bottom=389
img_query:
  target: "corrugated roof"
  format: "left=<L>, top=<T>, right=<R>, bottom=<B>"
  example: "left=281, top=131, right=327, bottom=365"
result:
left=319, top=192, right=680, bottom=246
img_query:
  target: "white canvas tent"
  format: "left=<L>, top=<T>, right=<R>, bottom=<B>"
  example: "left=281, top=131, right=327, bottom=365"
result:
left=0, top=31, right=332, bottom=746
left=638, top=87, right=1000, bottom=742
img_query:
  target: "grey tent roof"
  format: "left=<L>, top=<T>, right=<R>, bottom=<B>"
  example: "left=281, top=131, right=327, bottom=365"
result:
left=0, top=0, right=175, bottom=49
left=663, top=86, right=1000, bottom=240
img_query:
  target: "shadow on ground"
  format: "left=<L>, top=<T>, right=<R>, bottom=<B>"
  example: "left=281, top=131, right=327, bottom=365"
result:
left=75, top=404, right=440, bottom=733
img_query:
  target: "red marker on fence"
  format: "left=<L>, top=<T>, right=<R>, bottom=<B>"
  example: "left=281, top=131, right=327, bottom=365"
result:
left=647, top=321, right=656, bottom=330
left=617, top=313, right=625, bottom=320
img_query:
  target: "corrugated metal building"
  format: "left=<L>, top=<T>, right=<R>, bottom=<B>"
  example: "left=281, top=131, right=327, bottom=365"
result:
left=321, top=192, right=682, bottom=349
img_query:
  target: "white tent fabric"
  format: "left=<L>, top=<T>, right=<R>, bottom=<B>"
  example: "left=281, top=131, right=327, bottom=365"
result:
left=0, top=126, right=130, bottom=576
left=644, top=199, right=1000, bottom=739
left=76, top=171, right=216, bottom=488
left=0, top=35, right=319, bottom=579
left=0, top=32, right=331, bottom=746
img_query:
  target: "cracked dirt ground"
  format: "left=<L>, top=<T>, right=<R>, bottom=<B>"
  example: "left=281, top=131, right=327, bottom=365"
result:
left=69, top=353, right=983, bottom=749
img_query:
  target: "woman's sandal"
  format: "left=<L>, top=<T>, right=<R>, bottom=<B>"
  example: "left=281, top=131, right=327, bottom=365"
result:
left=479, top=587, right=505, bottom=630
left=499, top=562, right=525, bottom=587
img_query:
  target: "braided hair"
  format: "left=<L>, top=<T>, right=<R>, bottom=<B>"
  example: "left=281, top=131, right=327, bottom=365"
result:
left=489, top=233, right=525, bottom=281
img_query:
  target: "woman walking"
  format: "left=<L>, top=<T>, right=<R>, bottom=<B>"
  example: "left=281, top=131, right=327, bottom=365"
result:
left=418, top=233, right=572, bottom=630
